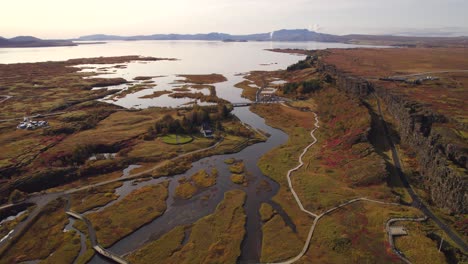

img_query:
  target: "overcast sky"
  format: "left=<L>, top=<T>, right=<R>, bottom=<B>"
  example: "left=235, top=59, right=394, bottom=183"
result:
left=1, top=0, right=467, bottom=38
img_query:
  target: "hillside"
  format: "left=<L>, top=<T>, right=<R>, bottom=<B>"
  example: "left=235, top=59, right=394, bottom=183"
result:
left=76, top=29, right=468, bottom=47
left=0, top=36, right=76, bottom=48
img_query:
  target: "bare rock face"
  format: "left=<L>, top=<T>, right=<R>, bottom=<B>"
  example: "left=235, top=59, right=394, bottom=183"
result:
left=316, top=59, right=467, bottom=214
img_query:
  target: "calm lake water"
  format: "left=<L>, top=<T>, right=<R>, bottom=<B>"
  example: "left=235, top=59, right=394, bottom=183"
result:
left=1, top=41, right=385, bottom=263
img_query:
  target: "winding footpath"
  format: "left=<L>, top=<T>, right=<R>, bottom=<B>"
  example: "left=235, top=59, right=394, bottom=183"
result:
left=0, top=95, right=11, bottom=104
left=271, top=108, right=410, bottom=264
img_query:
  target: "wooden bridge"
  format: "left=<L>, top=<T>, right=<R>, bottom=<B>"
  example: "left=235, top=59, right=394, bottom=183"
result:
left=231, top=100, right=286, bottom=108
left=231, top=102, right=254, bottom=107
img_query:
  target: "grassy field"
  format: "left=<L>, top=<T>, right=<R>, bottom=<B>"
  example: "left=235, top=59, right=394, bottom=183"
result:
left=127, top=189, right=247, bottom=264
left=395, top=221, right=447, bottom=264
left=250, top=81, right=444, bottom=262
left=161, top=134, right=193, bottom=145
left=302, top=203, right=428, bottom=264
left=261, top=214, right=304, bottom=263
left=290, top=88, right=397, bottom=212
left=85, top=182, right=169, bottom=247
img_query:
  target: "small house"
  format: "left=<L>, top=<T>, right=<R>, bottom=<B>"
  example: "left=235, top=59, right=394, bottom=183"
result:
left=200, top=123, right=213, bottom=137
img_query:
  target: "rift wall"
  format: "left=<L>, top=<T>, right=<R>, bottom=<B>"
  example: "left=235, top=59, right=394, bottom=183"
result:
left=316, top=60, right=467, bottom=214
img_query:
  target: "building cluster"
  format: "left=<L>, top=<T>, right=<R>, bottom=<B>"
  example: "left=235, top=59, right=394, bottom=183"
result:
left=257, top=87, right=282, bottom=103
left=17, top=117, right=49, bottom=130
left=380, top=75, right=440, bottom=85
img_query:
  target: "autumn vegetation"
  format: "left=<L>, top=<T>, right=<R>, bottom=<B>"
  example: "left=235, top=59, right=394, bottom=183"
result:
left=127, top=190, right=246, bottom=264
left=79, top=182, right=169, bottom=247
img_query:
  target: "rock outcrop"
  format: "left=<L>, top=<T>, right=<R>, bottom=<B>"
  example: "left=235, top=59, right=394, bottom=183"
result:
left=316, top=59, right=467, bottom=214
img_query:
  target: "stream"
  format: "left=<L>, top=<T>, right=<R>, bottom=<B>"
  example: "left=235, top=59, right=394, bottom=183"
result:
left=87, top=104, right=293, bottom=264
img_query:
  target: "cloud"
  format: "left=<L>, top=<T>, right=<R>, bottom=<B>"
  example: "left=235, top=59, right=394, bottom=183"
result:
left=308, top=24, right=322, bottom=32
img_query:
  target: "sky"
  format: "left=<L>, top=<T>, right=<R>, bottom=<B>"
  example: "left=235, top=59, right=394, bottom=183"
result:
left=1, top=0, right=467, bottom=38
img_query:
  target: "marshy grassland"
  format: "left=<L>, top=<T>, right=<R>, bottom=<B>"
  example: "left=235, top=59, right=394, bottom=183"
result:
left=0, top=199, right=79, bottom=264
left=127, top=189, right=246, bottom=264
left=175, top=169, right=218, bottom=199
left=70, top=181, right=123, bottom=213
left=0, top=57, right=257, bottom=205
left=76, top=182, right=169, bottom=248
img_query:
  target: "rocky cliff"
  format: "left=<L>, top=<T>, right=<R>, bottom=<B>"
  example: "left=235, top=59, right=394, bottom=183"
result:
left=316, top=59, right=467, bottom=214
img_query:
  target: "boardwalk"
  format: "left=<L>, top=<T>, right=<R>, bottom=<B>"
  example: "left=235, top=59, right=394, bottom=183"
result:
left=67, top=209, right=129, bottom=264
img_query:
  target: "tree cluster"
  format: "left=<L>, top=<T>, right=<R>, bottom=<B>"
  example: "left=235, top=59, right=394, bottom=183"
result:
left=145, top=104, right=230, bottom=140
left=286, top=55, right=314, bottom=71
left=281, top=79, right=321, bottom=95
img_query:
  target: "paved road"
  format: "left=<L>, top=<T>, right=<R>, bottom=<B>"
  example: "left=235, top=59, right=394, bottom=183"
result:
left=374, top=93, right=468, bottom=253
left=390, top=70, right=468, bottom=78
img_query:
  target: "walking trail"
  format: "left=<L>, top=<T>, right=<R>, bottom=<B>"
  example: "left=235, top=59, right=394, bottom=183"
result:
left=272, top=108, right=406, bottom=264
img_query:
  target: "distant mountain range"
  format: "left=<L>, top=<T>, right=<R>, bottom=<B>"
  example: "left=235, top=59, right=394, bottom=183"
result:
left=0, top=36, right=76, bottom=48
left=1, top=29, right=467, bottom=48
left=75, top=29, right=344, bottom=42
left=74, top=29, right=468, bottom=47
